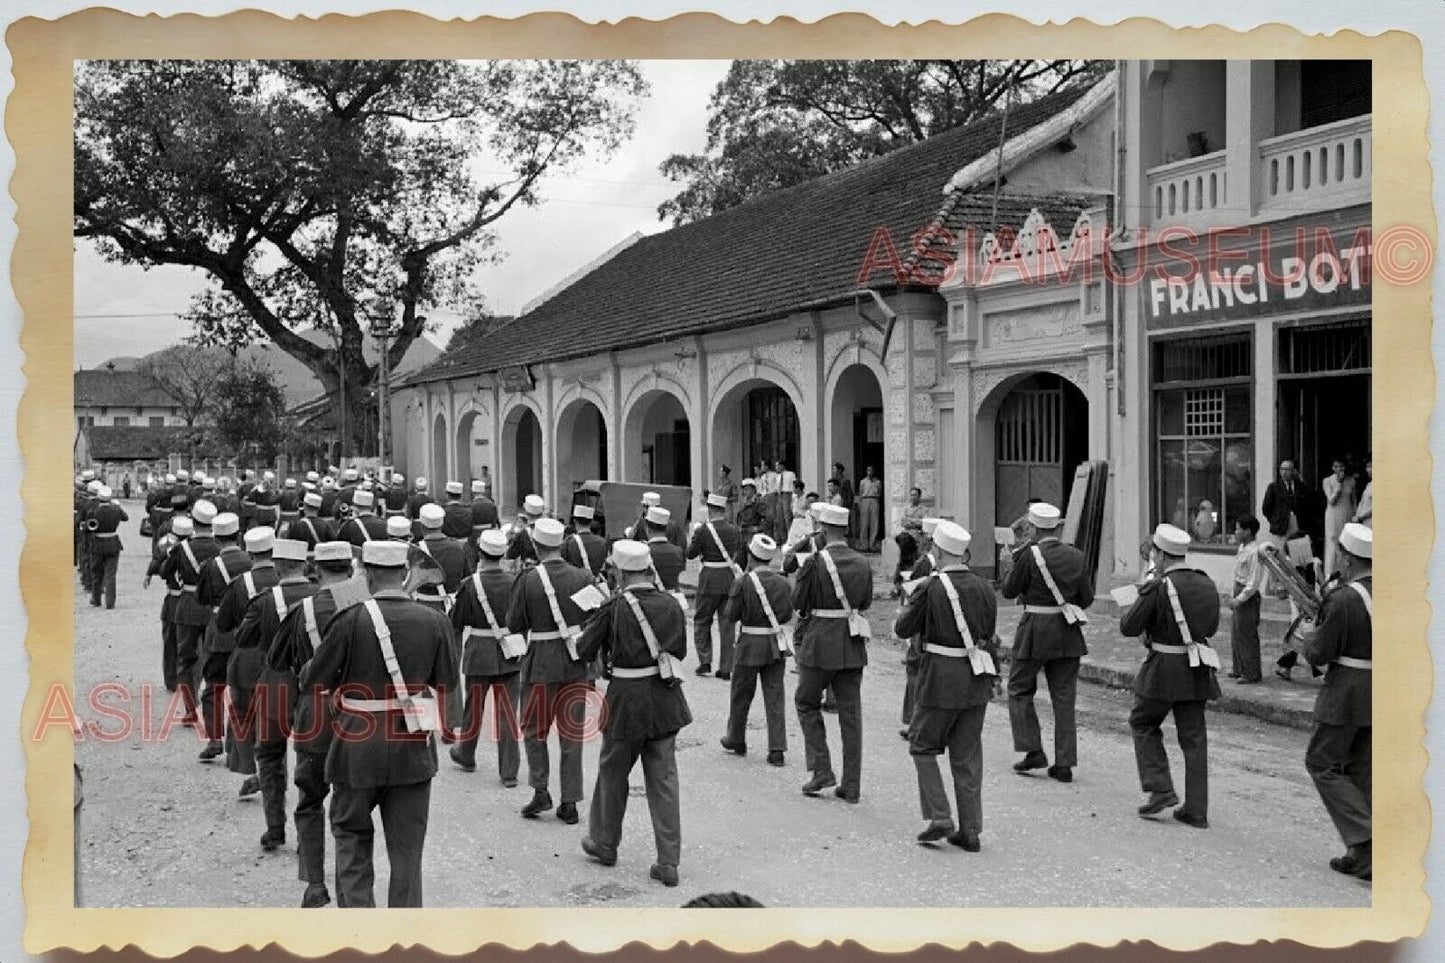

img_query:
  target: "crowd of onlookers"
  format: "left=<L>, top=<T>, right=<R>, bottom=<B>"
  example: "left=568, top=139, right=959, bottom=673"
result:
left=709, top=459, right=889, bottom=556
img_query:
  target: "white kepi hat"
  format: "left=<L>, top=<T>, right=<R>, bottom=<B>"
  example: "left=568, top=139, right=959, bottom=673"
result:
left=273, top=538, right=307, bottom=562
left=749, top=533, right=777, bottom=561
left=243, top=526, right=275, bottom=553
left=610, top=538, right=652, bottom=572
left=314, top=541, right=353, bottom=564
left=933, top=520, right=972, bottom=556
left=362, top=540, right=408, bottom=567
left=386, top=516, right=412, bottom=539
left=1028, top=502, right=1062, bottom=529
left=523, top=494, right=546, bottom=517
left=706, top=492, right=728, bottom=510
left=478, top=530, right=509, bottom=557
left=532, top=517, right=565, bottom=548
left=641, top=491, right=661, bottom=507
left=445, top=481, right=464, bottom=496
left=921, top=517, right=943, bottom=537
left=1339, top=522, right=1373, bottom=560
left=419, top=503, right=445, bottom=530
left=573, top=504, right=595, bottom=520
left=1151, top=523, right=1191, bottom=557
left=817, top=504, right=849, bottom=528
left=212, top=513, right=240, bottom=537
left=645, top=505, right=671, bottom=526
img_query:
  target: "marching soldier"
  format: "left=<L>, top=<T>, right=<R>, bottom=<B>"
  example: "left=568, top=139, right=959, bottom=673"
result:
left=213, top=476, right=240, bottom=515
left=145, top=480, right=176, bottom=542
left=1303, top=522, right=1373, bottom=880
left=415, top=503, right=467, bottom=607
left=214, top=525, right=281, bottom=793
left=338, top=490, right=388, bottom=545
left=267, top=540, right=358, bottom=908
left=301, top=539, right=459, bottom=908
left=735, top=478, right=770, bottom=547
left=687, top=493, right=741, bottom=678
left=505, top=517, right=594, bottom=824
left=145, top=513, right=192, bottom=692
left=78, top=480, right=101, bottom=593
left=578, top=539, right=692, bottom=888
left=383, top=474, right=409, bottom=518
left=560, top=504, right=607, bottom=582
left=894, top=521, right=999, bottom=851
left=643, top=507, right=686, bottom=591
left=470, top=478, right=499, bottom=528
left=506, top=494, right=547, bottom=568
left=441, top=481, right=471, bottom=538
left=196, top=513, right=254, bottom=763
left=335, top=467, right=361, bottom=514
left=319, top=475, right=341, bottom=519
left=1120, top=523, right=1221, bottom=828
left=720, top=534, right=792, bottom=766
left=290, top=492, right=335, bottom=552
left=405, top=476, right=433, bottom=520
left=386, top=516, right=414, bottom=542
left=898, top=516, right=941, bottom=740
left=449, top=529, right=523, bottom=784
left=792, top=503, right=872, bottom=802
left=277, top=478, right=302, bottom=527
left=86, top=485, right=129, bottom=609
left=1002, top=502, right=1095, bottom=783
left=235, top=538, right=316, bottom=852
left=161, top=499, right=220, bottom=727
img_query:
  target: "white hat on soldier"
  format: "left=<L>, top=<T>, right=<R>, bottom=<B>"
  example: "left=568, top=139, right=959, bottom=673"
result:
left=808, top=502, right=828, bottom=520
left=419, top=503, right=445, bottom=529
left=415, top=477, right=428, bottom=489
left=641, top=491, right=661, bottom=507
left=533, top=517, right=565, bottom=548
left=314, top=540, right=352, bottom=563
left=706, top=492, right=728, bottom=510
left=610, top=539, right=651, bottom=572
left=171, top=517, right=193, bottom=537
left=263, top=470, right=276, bottom=482
left=818, top=504, right=849, bottom=528
left=933, top=520, right=971, bottom=556
left=303, top=492, right=323, bottom=509
left=1339, top=522, right=1372, bottom=560
left=97, top=485, right=113, bottom=499
left=306, top=470, right=320, bottom=483
left=82, top=469, right=96, bottom=481
left=471, top=479, right=485, bottom=494
left=1152, top=523, right=1191, bottom=556
left=391, top=473, right=406, bottom=486
left=361, top=540, right=408, bottom=567
left=284, top=477, right=297, bottom=489
left=163, top=473, right=175, bottom=484
left=749, top=533, right=777, bottom=561
left=740, top=478, right=756, bottom=489
left=176, top=469, right=190, bottom=481
left=921, top=517, right=943, bottom=536
left=573, top=504, right=595, bottom=520
left=523, top=494, right=545, bottom=516
left=342, top=467, right=359, bottom=482
left=445, top=480, right=463, bottom=496
left=646, top=505, right=670, bottom=526
left=201, top=476, right=216, bottom=490
left=273, top=538, right=307, bottom=562
left=353, top=489, right=375, bottom=508
left=191, top=500, right=218, bottom=525
left=479, top=529, right=509, bottom=557
left=213, top=513, right=240, bottom=537
left=1028, top=502, right=1062, bottom=529
left=86, top=480, right=102, bottom=493
left=386, top=516, right=412, bottom=539
left=243, top=526, right=274, bottom=552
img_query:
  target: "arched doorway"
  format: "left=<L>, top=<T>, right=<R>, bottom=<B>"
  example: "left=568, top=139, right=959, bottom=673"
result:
left=828, top=363, right=886, bottom=547
left=431, top=413, right=448, bottom=484
left=711, top=376, right=801, bottom=486
left=555, top=398, right=608, bottom=500
left=502, top=405, right=544, bottom=510
left=987, top=372, right=1089, bottom=529
left=624, top=389, right=690, bottom=485
left=454, top=408, right=489, bottom=489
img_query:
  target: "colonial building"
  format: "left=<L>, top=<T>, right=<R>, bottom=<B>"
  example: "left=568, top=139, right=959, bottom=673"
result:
left=73, top=365, right=192, bottom=430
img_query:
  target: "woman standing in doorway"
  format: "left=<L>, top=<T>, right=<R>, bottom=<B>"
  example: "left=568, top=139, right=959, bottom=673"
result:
left=1322, top=457, right=1357, bottom=575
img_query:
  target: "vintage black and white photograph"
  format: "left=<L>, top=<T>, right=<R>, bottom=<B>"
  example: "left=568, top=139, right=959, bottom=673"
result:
left=68, top=54, right=1377, bottom=912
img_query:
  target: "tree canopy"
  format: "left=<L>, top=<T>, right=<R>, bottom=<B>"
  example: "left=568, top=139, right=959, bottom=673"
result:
left=657, top=59, right=1107, bottom=224
left=76, top=59, right=649, bottom=455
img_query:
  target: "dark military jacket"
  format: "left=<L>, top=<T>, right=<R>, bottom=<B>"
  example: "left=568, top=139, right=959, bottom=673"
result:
left=793, top=541, right=872, bottom=670
left=687, top=518, right=742, bottom=597
left=506, top=526, right=539, bottom=565
left=647, top=536, right=687, bottom=591
left=577, top=585, right=692, bottom=742
left=278, top=488, right=302, bottom=515
left=418, top=532, right=467, bottom=594
left=405, top=490, right=434, bottom=519
left=318, top=488, right=341, bottom=518
left=723, top=565, right=793, bottom=666
left=901, top=553, right=935, bottom=665
left=285, top=514, right=336, bottom=553
left=1304, top=575, right=1372, bottom=727
left=88, top=502, right=130, bottom=556
left=1120, top=566, right=1222, bottom=703
left=303, top=590, right=459, bottom=787
left=214, top=559, right=278, bottom=657
left=161, top=532, right=221, bottom=626
left=561, top=530, right=608, bottom=580
left=1001, top=537, right=1095, bottom=661
left=269, top=580, right=354, bottom=754
left=338, top=513, right=388, bottom=547
left=470, top=496, right=500, bottom=531
left=505, top=557, right=593, bottom=685
left=894, top=566, right=998, bottom=709
left=451, top=568, right=522, bottom=678
left=147, top=526, right=185, bottom=623
left=383, top=485, right=409, bottom=515
left=233, top=575, right=315, bottom=722
left=441, top=499, right=472, bottom=539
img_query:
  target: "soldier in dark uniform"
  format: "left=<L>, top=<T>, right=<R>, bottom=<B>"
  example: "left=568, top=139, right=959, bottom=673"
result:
left=214, top=525, right=281, bottom=792
left=252, top=471, right=284, bottom=530
left=792, top=504, right=872, bottom=802
left=1303, top=522, right=1373, bottom=880
left=268, top=540, right=357, bottom=908
left=1002, top=502, right=1095, bottom=783
left=145, top=513, right=192, bottom=692
left=161, top=499, right=220, bottom=726
left=213, top=477, right=240, bottom=516
left=77, top=480, right=100, bottom=593
left=894, top=521, right=999, bottom=851
left=318, top=476, right=342, bottom=519
left=301, top=539, right=459, bottom=908
left=236, top=538, right=315, bottom=851
left=86, top=485, right=129, bottom=608
left=578, top=539, right=692, bottom=888
left=145, top=480, right=174, bottom=542
left=383, top=473, right=409, bottom=518
left=448, top=529, right=523, bottom=784
left=721, top=534, right=792, bottom=766
left=504, top=517, right=595, bottom=824
left=506, top=494, right=547, bottom=568
left=405, top=476, right=434, bottom=520
left=469, top=478, right=500, bottom=528
left=642, top=507, right=686, bottom=591
left=1120, top=523, right=1221, bottom=828
left=687, top=493, right=741, bottom=678
left=441, top=481, right=472, bottom=538
left=560, top=504, right=607, bottom=582
left=337, top=490, right=388, bottom=546
left=898, top=517, right=940, bottom=739
left=278, top=478, right=302, bottom=527
left=734, top=479, right=770, bottom=551
left=289, top=492, right=336, bottom=553
left=334, top=467, right=361, bottom=515
left=196, top=513, right=254, bottom=763
left=416, top=503, right=467, bottom=596
left=237, top=471, right=257, bottom=532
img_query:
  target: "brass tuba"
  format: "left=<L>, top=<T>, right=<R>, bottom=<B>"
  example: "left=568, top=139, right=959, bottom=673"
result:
left=1257, top=541, right=1321, bottom=623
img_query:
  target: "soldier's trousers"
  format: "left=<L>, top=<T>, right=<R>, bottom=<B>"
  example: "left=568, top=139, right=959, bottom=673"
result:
left=586, top=732, right=680, bottom=867
left=522, top=680, right=592, bottom=803
left=254, top=723, right=289, bottom=838
left=174, top=622, right=204, bottom=718
left=692, top=594, right=735, bottom=672
left=795, top=666, right=863, bottom=792
left=910, top=702, right=987, bottom=833
left=455, top=673, right=522, bottom=781
left=726, top=660, right=787, bottom=752
left=294, top=749, right=330, bottom=884
left=160, top=618, right=178, bottom=691
left=1230, top=586, right=1263, bottom=682
left=1008, top=656, right=1080, bottom=768
left=90, top=554, right=119, bottom=608
left=1306, top=721, right=1372, bottom=846
left=200, top=651, right=230, bottom=742
left=223, top=676, right=258, bottom=777
left=901, top=639, right=921, bottom=726
left=1130, top=697, right=1208, bottom=819
left=329, top=778, right=431, bottom=908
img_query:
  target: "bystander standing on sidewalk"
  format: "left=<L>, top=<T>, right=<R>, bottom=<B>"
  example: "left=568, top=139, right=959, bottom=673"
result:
left=1225, top=515, right=1265, bottom=684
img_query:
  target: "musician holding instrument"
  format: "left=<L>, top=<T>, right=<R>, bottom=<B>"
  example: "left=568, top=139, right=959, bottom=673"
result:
left=1301, top=522, right=1373, bottom=882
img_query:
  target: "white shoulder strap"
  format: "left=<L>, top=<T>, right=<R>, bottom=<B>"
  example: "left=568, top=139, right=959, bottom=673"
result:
left=361, top=599, right=427, bottom=734
left=216, top=553, right=236, bottom=585
left=936, top=572, right=997, bottom=676
left=572, top=534, right=593, bottom=577
left=621, top=590, right=677, bottom=678
left=1348, top=581, right=1373, bottom=617
left=242, top=570, right=257, bottom=599
left=706, top=522, right=741, bottom=576
left=180, top=540, right=200, bottom=576
left=819, top=547, right=871, bottom=640
left=748, top=569, right=793, bottom=654
left=301, top=597, right=322, bottom=653
left=271, top=585, right=287, bottom=621
left=534, top=564, right=580, bottom=660
left=1030, top=544, right=1089, bottom=624
left=471, top=571, right=502, bottom=630
left=1163, top=575, right=1221, bottom=670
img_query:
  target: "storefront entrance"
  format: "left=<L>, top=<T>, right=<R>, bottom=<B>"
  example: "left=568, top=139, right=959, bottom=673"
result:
left=992, top=373, right=1090, bottom=527
left=1276, top=318, right=1371, bottom=486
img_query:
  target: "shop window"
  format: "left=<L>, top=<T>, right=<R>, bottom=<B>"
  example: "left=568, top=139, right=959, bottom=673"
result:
left=149, top=416, right=166, bottom=427
left=1153, top=333, right=1253, bottom=547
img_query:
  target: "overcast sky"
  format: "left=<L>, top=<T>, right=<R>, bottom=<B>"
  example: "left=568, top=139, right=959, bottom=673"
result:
left=72, top=59, right=732, bottom=369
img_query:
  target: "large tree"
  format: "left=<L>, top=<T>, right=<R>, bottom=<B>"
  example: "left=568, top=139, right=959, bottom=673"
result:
left=211, top=359, right=292, bottom=464
left=136, top=344, right=235, bottom=428
left=76, top=59, right=649, bottom=455
left=658, top=60, right=1106, bottom=224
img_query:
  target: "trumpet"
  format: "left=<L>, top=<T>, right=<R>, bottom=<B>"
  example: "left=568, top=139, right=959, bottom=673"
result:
left=1257, top=541, right=1321, bottom=623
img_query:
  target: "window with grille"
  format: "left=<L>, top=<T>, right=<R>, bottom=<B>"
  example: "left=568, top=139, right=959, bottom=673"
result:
left=1279, top=319, right=1370, bottom=375
left=997, top=389, right=1062, bottom=465
left=746, top=387, right=799, bottom=472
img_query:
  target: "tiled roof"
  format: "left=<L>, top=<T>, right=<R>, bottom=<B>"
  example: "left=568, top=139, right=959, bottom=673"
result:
left=83, top=425, right=217, bottom=461
left=73, top=368, right=179, bottom=409
left=409, top=81, right=1098, bottom=386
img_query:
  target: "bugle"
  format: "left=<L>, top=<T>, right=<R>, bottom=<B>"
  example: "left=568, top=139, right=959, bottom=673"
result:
left=1257, top=541, right=1321, bottom=623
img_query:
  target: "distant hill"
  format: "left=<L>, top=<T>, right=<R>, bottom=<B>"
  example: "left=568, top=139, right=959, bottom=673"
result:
left=102, top=330, right=443, bottom=408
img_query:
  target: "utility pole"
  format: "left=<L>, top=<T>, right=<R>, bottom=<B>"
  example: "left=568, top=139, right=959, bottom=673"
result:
left=370, top=310, right=405, bottom=467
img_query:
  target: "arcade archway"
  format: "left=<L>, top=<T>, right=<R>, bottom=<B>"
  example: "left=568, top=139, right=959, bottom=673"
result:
left=555, top=398, right=608, bottom=499
left=624, top=389, right=690, bottom=485
left=455, top=408, right=485, bottom=488
left=431, top=412, right=449, bottom=485
left=502, top=405, right=544, bottom=510
left=828, top=362, right=886, bottom=550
